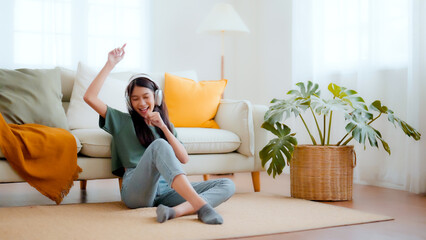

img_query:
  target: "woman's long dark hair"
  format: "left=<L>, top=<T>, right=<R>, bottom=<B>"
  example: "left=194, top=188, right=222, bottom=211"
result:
left=125, top=76, right=172, bottom=148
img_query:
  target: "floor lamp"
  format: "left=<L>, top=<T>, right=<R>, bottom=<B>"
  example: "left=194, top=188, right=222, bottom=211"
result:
left=197, top=3, right=249, bottom=79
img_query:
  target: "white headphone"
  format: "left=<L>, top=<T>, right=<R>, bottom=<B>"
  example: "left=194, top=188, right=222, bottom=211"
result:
left=129, top=73, right=163, bottom=106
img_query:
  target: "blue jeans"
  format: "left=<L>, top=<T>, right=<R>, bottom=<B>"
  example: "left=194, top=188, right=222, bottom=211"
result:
left=121, top=139, right=235, bottom=209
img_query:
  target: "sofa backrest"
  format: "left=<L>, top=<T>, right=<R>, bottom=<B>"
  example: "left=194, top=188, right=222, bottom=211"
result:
left=58, top=67, right=77, bottom=113
left=59, top=67, right=77, bottom=104
left=58, top=67, right=198, bottom=114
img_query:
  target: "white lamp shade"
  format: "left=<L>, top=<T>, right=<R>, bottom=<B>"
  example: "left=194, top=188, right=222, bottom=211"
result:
left=197, top=3, right=249, bottom=34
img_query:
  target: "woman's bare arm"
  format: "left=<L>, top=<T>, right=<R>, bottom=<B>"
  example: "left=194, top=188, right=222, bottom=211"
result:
left=83, top=44, right=126, bottom=118
left=162, top=126, right=189, bottom=164
left=146, top=111, right=189, bottom=164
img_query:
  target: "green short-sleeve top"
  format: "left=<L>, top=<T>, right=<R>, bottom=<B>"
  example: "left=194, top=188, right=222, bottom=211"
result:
left=99, top=106, right=177, bottom=177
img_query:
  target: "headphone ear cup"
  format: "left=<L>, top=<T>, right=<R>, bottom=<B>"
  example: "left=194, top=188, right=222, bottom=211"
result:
left=155, top=89, right=163, bottom=106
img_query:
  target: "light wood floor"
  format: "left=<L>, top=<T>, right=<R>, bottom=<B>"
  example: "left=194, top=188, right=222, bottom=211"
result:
left=0, top=172, right=425, bottom=240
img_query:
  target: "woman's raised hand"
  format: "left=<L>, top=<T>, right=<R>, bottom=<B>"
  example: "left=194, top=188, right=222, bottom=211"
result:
left=107, top=43, right=126, bottom=66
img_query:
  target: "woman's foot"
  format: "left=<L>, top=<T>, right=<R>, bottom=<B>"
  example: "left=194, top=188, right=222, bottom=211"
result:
left=197, top=204, right=223, bottom=224
left=156, top=204, right=176, bottom=223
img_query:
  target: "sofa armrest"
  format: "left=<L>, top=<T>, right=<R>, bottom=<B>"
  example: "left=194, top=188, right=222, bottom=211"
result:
left=252, top=104, right=270, bottom=171
left=214, top=99, right=254, bottom=157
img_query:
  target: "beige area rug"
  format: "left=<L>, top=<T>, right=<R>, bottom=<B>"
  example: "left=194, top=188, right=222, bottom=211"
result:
left=0, top=193, right=392, bottom=240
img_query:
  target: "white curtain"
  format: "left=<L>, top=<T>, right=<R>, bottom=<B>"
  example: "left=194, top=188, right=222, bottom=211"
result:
left=292, top=0, right=426, bottom=193
left=0, top=0, right=150, bottom=71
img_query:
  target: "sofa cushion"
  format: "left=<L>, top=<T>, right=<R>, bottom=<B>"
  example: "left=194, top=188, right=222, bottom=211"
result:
left=71, top=129, right=112, bottom=157
left=164, top=73, right=227, bottom=129
left=0, top=68, right=69, bottom=129
left=176, top=128, right=241, bottom=154
left=72, top=128, right=241, bottom=157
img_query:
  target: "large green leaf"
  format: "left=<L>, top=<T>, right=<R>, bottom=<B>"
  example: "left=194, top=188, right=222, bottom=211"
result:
left=264, top=97, right=309, bottom=124
left=287, top=81, right=320, bottom=103
left=345, top=110, right=390, bottom=154
left=259, top=122, right=297, bottom=178
left=264, top=81, right=320, bottom=124
left=370, top=100, right=389, bottom=113
left=370, top=100, right=421, bottom=140
left=328, top=83, right=368, bottom=111
left=311, top=95, right=351, bottom=115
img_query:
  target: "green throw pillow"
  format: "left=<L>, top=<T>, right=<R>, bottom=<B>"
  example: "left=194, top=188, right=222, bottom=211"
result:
left=0, top=68, right=69, bottom=130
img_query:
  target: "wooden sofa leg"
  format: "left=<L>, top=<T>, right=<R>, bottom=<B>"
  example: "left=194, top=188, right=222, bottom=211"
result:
left=118, top=178, right=123, bottom=190
left=251, top=171, right=261, bottom=192
left=203, top=174, right=210, bottom=181
left=80, top=180, right=87, bottom=190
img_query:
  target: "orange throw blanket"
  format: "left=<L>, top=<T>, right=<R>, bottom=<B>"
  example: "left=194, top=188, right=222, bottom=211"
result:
left=0, top=113, right=82, bottom=204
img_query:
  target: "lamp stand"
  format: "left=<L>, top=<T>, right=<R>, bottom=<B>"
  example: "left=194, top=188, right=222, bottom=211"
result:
left=221, top=30, right=224, bottom=80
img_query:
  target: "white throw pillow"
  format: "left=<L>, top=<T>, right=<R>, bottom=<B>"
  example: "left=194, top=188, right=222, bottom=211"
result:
left=67, top=62, right=129, bottom=130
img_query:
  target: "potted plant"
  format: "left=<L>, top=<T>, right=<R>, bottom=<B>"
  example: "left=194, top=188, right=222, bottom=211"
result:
left=260, top=81, right=421, bottom=200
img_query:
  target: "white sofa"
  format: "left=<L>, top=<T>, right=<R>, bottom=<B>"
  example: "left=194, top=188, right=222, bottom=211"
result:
left=0, top=67, right=269, bottom=192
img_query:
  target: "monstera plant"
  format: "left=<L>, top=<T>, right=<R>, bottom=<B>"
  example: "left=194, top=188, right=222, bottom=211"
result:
left=260, top=81, right=421, bottom=178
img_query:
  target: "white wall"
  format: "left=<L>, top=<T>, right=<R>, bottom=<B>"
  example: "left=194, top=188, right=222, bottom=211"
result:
left=234, top=0, right=293, bottom=104
left=150, top=0, right=224, bottom=78
left=149, top=0, right=293, bottom=105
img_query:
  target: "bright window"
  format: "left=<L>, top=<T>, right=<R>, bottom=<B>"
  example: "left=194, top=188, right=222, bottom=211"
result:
left=8, top=0, right=149, bottom=70
left=315, top=0, right=409, bottom=70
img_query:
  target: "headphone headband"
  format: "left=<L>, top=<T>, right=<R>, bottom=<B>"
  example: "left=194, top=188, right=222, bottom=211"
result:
left=129, top=73, right=159, bottom=88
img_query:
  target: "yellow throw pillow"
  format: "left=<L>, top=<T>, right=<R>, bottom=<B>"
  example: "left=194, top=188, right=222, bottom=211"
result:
left=164, top=73, right=227, bottom=128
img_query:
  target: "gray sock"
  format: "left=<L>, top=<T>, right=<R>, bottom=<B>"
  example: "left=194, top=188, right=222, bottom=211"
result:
left=197, top=204, right=223, bottom=225
left=156, top=204, right=176, bottom=223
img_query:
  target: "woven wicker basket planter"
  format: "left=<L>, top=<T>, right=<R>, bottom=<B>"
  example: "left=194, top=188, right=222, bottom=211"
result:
left=290, top=145, right=356, bottom=201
